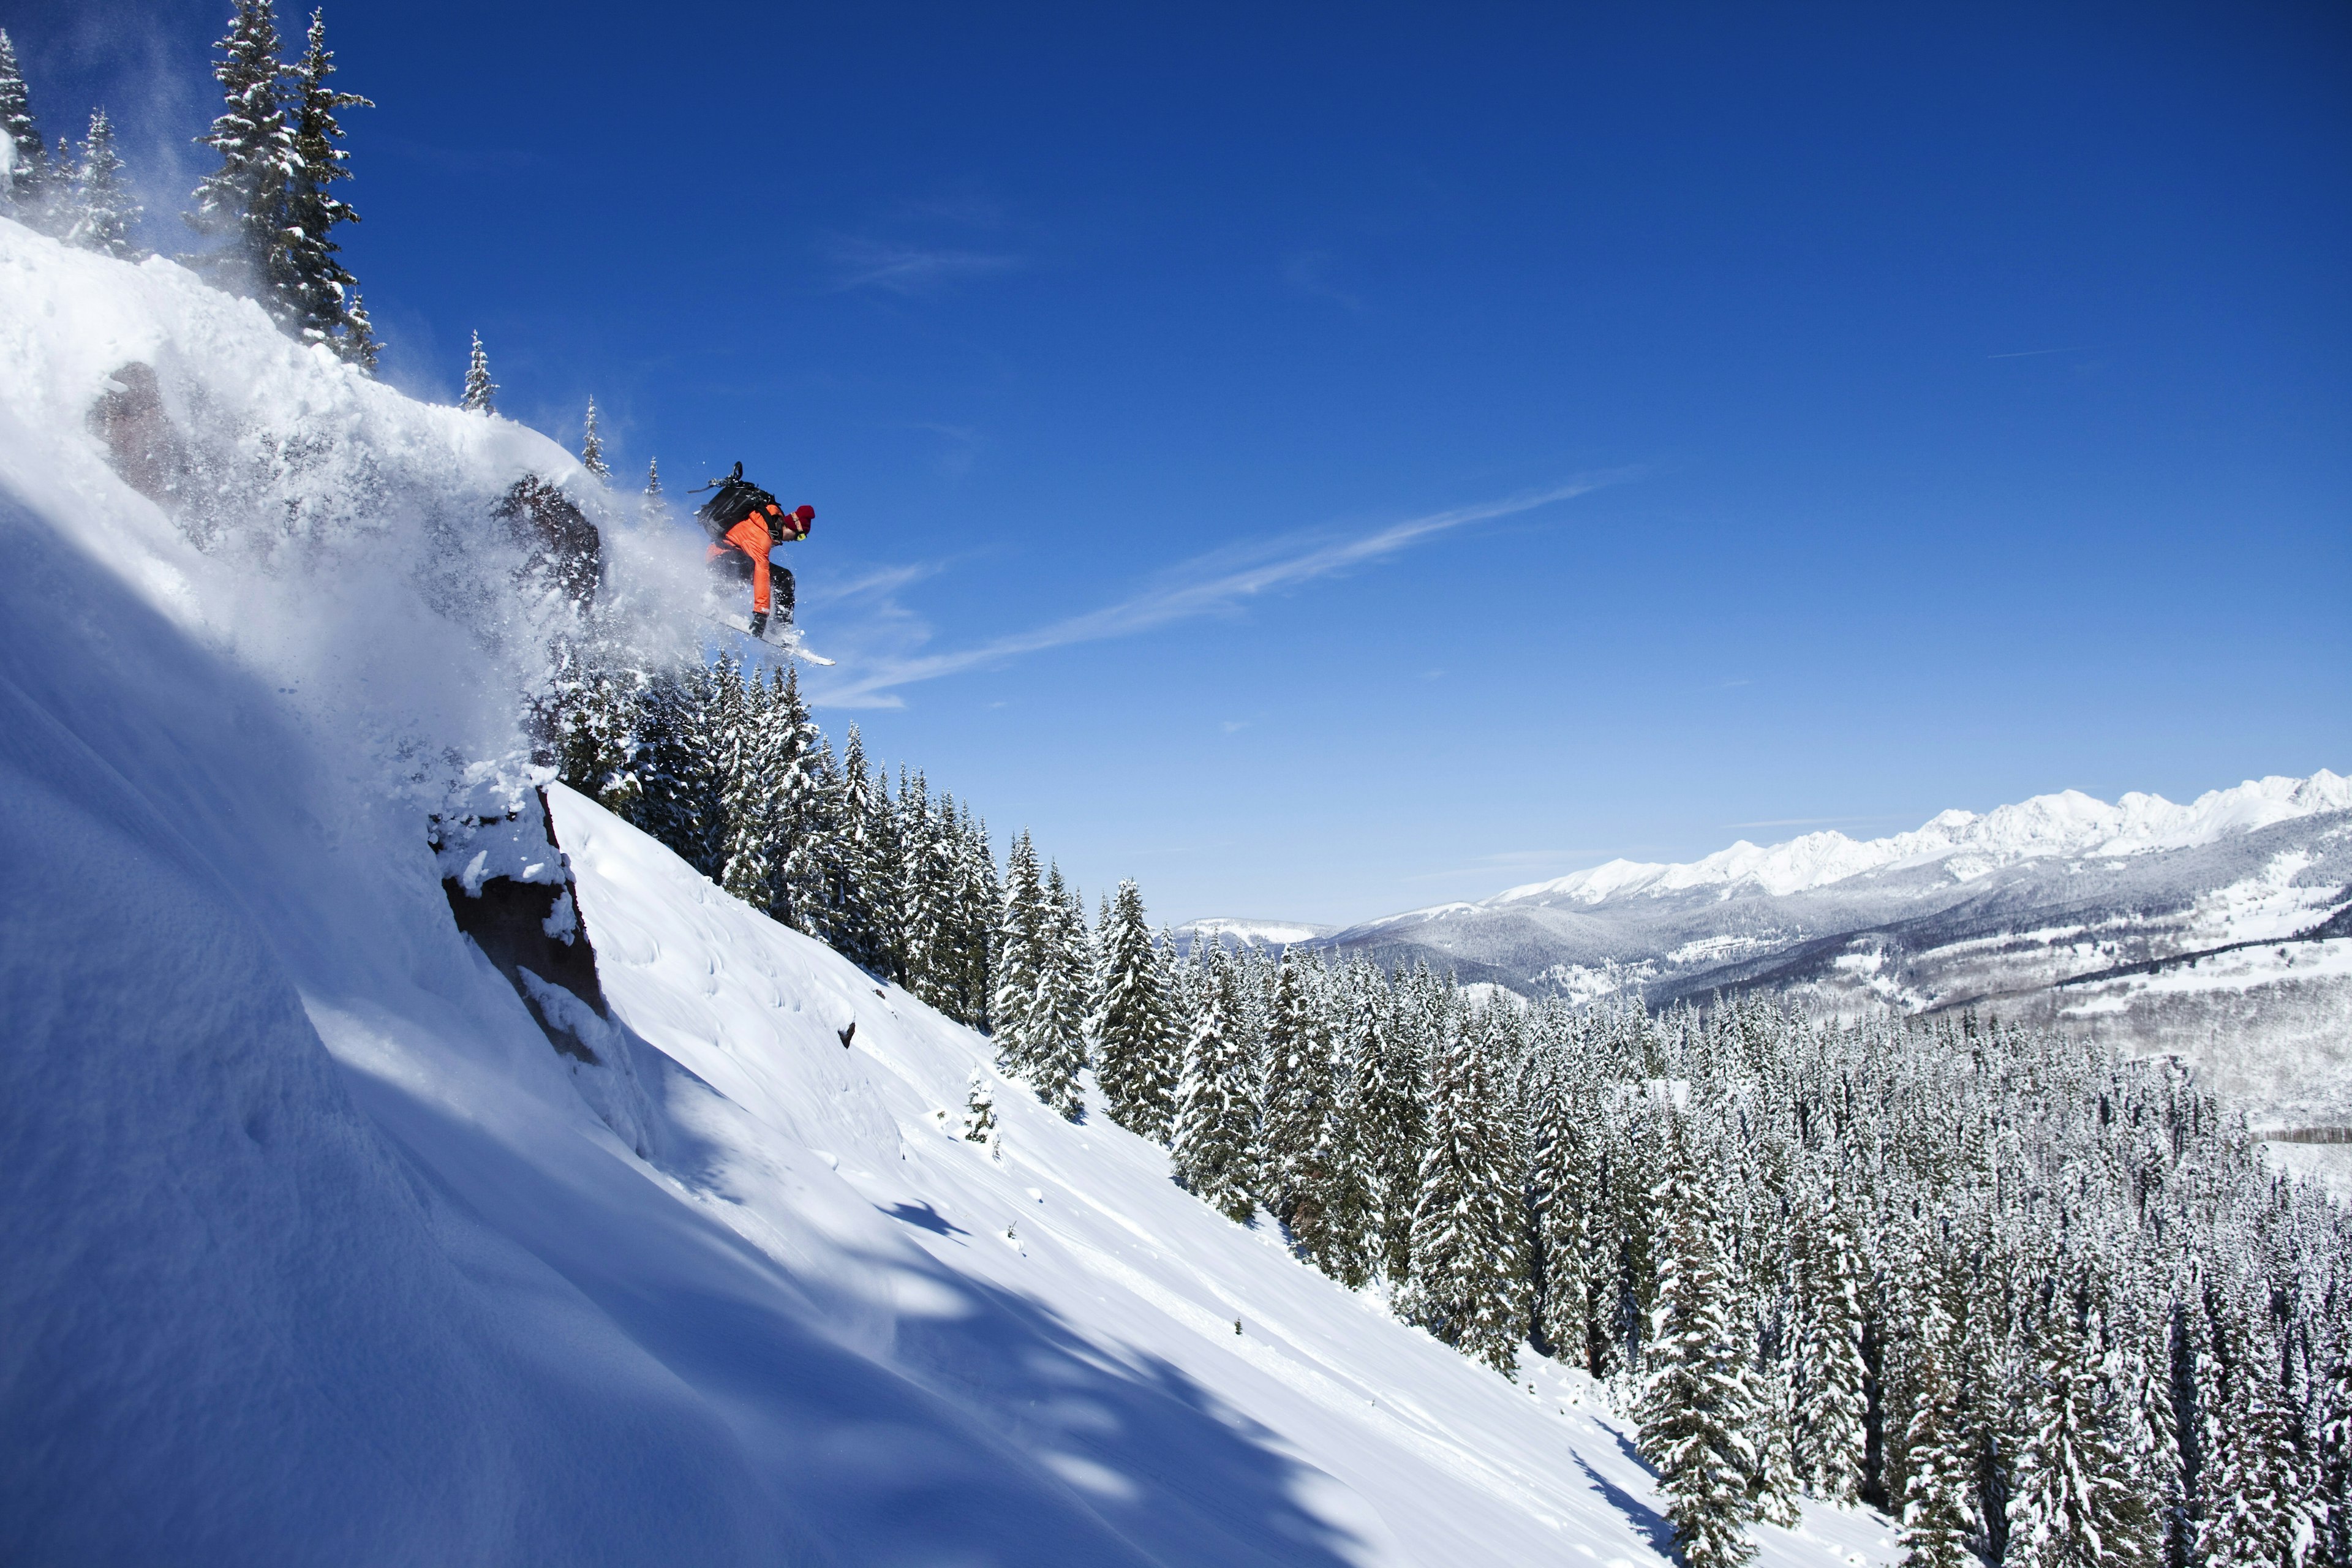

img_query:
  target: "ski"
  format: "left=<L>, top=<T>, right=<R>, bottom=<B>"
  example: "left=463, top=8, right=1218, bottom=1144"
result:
left=705, top=612, right=836, bottom=665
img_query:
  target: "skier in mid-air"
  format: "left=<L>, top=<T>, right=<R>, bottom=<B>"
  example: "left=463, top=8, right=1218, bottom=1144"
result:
left=695, top=462, right=815, bottom=641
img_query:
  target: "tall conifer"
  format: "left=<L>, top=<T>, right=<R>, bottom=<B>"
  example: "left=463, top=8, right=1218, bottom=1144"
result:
left=187, top=1, right=297, bottom=306
left=1091, top=879, right=1177, bottom=1141
left=1638, top=1117, right=1762, bottom=1568
left=460, top=331, right=496, bottom=412
left=0, top=30, right=48, bottom=216
left=64, top=109, right=141, bottom=258
left=580, top=396, right=610, bottom=481
left=1174, top=945, right=1256, bottom=1222
left=282, top=8, right=372, bottom=355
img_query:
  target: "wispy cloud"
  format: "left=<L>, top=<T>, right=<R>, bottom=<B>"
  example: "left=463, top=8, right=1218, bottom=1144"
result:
left=812, top=475, right=1624, bottom=706
left=810, top=561, right=948, bottom=605
left=825, top=235, right=1023, bottom=295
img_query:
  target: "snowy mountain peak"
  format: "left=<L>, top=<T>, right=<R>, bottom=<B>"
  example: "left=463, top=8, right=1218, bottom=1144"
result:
left=1483, top=771, right=2350, bottom=910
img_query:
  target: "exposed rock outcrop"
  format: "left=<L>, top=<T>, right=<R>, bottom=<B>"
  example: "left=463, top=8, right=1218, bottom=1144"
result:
left=429, top=772, right=612, bottom=1063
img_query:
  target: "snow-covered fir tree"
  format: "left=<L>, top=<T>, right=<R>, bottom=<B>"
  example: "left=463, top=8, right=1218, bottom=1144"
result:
left=1023, top=864, right=1090, bottom=1119
left=460, top=331, right=496, bottom=413
left=580, top=396, right=610, bottom=481
left=990, top=831, right=1047, bottom=1076
left=1404, top=1005, right=1526, bottom=1373
left=282, top=7, right=372, bottom=357
left=1790, top=1179, right=1871, bottom=1503
left=187, top=1, right=298, bottom=305
left=766, top=669, right=834, bottom=935
left=1350, top=970, right=1425, bottom=1289
left=2007, top=1287, right=2158, bottom=1568
left=1525, top=1043, right=1594, bottom=1367
left=2197, top=1313, right=2316, bottom=1568
left=1172, top=943, right=1256, bottom=1223
left=63, top=109, right=140, bottom=258
left=1260, top=951, right=1336, bottom=1251
left=339, top=290, right=379, bottom=371
left=1638, top=1116, right=1762, bottom=1568
left=0, top=29, right=49, bottom=217
left=1089, top=879, right=1177, bottom=1141
left=1900, top=1292, right=1979, bottom=1568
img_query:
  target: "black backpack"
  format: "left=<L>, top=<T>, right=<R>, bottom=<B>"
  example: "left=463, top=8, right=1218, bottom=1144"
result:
left=693, top=462, right=782, bottom=545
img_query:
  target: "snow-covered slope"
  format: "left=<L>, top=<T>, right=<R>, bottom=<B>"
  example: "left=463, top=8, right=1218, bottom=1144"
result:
left=0, top=221, right=1899, bottom=1562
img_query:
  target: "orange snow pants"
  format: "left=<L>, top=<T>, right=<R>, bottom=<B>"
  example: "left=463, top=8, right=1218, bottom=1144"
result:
left=707, top=514, right=778, bottom=613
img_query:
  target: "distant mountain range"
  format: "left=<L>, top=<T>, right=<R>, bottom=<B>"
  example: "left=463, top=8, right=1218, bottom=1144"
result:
left=1195, top=772, right=2352, bottom=1127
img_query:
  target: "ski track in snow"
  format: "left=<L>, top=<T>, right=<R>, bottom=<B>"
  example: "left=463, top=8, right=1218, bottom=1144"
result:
left=0, top=216, right=1902, bottom=1566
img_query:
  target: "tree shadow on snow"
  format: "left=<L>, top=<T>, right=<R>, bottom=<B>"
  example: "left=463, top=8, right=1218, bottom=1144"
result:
left=1576, top=1451, right=1676, bottom=1558
left=487, top=1044, right=1378, bottom=1568
left=878, top=1200, right=966, bottom=1237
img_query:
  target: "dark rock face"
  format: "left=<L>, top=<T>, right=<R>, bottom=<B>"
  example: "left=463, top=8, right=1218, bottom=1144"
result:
left=88, top=363, right=194, bottom=509
left=431, top=786, right=612, bottom=1063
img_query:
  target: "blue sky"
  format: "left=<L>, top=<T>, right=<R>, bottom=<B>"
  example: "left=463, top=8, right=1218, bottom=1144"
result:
left=20, top=0, right=2351, bottom=924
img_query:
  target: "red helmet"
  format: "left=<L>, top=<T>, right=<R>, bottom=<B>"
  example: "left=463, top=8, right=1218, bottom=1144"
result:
left=793, top=504, right=815, bottom=524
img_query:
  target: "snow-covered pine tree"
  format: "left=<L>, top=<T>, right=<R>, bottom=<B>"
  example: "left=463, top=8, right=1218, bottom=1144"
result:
left=1638, top=1115, right=1762, bottom=1568
left=1403, top=1005, right=1528, bottom=1374
left=714, top=656, right=775, bottom=913
left=187, top=0, right=298, bottom=307
left=580, top=397, right=610, bottom=481
left=990, top=831, right=1047, bottom=1073
left=282, top=7, right=372, bottom=355
left=0, top=30, right=48, bottom=217
left=2197, top=1316, right=2316, bottom=1568
left=1791, top=1178, right=1871, bottom=1503
left=2316, top=1343, right=2352, bottom=1568
left=1024, top=864, right=1090, bottom=1119
left=339, top=290, right=380, bottom=371
left=1172, top=943, right=1256, bottom=1223
left=1526, top=1050, right=1594, bottom=1366
left=2006, top=1285, right=2158, bottom=1568
left=64, top=109, right=141, bottom=258
left=1313, top=1003, right=1376, bottom=1291
left=861, top=760, right=910, bottom=984
left=1752, top=1362, right=1804, bottom=1529
left=1900, top=1290, right=1979, bottom=1568
left=952, top=813, right=1000, bottom=1031
left=769, top=677, right=834, bottom=937
left=1260, top=950, right=1336, bottom=1253
left=1090, top=878, right=1178, bottom=1142
left=1349, top=968, right=1425, bottom=1289
left=824, top=727, right=884, bottom=972
left=628, top=662, right=726, bottom=878
left=460, top=330, right=497, bottom=413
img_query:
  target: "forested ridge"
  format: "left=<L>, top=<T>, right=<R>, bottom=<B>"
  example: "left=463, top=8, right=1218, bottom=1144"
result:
left=557, top=654, right=2351, bottom=1568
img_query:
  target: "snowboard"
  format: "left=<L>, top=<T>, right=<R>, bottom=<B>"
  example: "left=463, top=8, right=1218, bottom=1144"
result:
left=706, top=612, right=836, bottom=665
